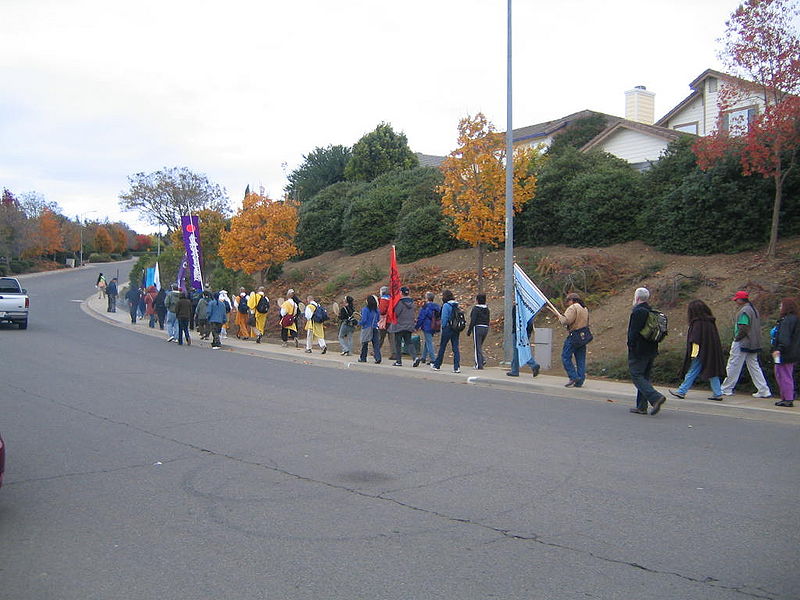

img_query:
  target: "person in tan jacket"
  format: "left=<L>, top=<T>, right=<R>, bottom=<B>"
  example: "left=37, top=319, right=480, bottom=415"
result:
left=558, top=292, right=590, bottom=387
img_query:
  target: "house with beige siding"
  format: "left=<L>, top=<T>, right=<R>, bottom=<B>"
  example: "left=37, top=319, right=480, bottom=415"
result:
left=656, top=68, right=765, bottom=136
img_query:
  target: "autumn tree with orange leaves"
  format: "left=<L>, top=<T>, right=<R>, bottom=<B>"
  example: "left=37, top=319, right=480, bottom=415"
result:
left=35, top=209, right=64, bottom=260
left=94, top=226, right=114, bottom=254
left=439, top=113, right=537, bottom=292
left=219, top=192, right=299, bottom=284
left=694, top=0, right=800, bottom=258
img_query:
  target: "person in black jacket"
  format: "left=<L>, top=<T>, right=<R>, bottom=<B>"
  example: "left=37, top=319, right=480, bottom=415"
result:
left=466, top=293, right=490, bottom=369
left=627, top=287, right=666, bottom=415
left=154, top=287, right=167, bottom=330
left=106, top=278, right=118, bottom=312
left=125, top=283, right=142, bottom=324
left=175, top=292, right=193, bottom=346
left=772, top=297, right=800, bottom=407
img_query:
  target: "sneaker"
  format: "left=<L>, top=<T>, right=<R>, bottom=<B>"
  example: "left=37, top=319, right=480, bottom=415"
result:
left=392, top=361, right=402, bottom=367
left=668, top=389, right=685, bottom=399
left=375, top=360, right=381, bottom=364
left=752, top=392, right=772, bottom=398
left=629, top=408, right=647, bottom=415
left=166, top=336, right=174, bottom=342
left=650, top=395, right=667, bottom=416
left=211, top=346, right=220, bottom=350
left=357, top=358, right=367, bottom=363
left=453, top=368, right=461, bottom=373
left=305, top=349, right=312, bottom=353
left=707, top=396, right=723, bottom=401
left=321, top=347, right=327, bottom=355
left=412, top=357, right=421, bottom=368
left=430, top=364, right=440, bottom=371
left=532, top=365, right=540, bottom=378
left=256, top=334, right=262, bottom=343
left=775, top=400, right=794, bottom=407
left=565, top=380, right=576, bottom=388
left=506, top=372, right=519, bottom=377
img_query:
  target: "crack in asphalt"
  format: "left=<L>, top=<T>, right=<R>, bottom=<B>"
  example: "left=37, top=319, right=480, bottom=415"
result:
left=5, top=456, right=193, bottom=486
left=7, top=382, right=782, bottom=600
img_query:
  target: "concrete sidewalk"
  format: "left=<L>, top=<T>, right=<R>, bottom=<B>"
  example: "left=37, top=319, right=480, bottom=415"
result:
left=84, top=293, right=799, bottom=425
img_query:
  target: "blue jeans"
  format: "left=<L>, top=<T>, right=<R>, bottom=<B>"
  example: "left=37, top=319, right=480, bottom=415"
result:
left=628, top=354, right=662, bottom=411
left=677, top=357, right=722, bottom=396
left=561, top=337, right=586, bottom=384
left=510, top=344, right=539, bottom=375
left=421, top=331, right=435, bottom=362
left=433, top=327, right=460, bottom=370
left=360, top=328, right=381, bottom=363
left=177, top=319, right=191, bottom=345
left=166, top=311, right=178, bottom=338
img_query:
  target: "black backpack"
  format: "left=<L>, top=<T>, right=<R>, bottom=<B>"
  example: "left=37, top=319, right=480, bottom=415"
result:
left=237, top=297, right=249, bottom=314
left=450, top=306, right=467, bottom=332
left=256, top=295, right=270, bottom=314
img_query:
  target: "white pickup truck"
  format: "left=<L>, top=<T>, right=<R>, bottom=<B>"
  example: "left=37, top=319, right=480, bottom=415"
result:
left=0, top=277, right=29, bottom=329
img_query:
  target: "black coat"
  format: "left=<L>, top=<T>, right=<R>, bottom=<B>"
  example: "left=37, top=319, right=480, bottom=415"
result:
left=680, top=316, right=725, bottom=379
left=628, top=302, right=658, bottom=357
left=774, top=314, right=800, bottom=363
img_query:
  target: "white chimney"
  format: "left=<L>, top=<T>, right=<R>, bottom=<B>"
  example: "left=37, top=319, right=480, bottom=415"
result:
left=625, top=85, right=655, bottom=125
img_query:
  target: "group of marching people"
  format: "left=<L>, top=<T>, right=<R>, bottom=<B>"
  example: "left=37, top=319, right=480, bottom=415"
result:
left=117, top=274, right=799, bottom=409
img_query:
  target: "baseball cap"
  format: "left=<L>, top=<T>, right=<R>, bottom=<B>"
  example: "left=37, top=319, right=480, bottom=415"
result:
left=731, top=291, right=749, bottom=301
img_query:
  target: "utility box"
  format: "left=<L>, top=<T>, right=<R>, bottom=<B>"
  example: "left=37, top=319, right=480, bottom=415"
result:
left=66, top=258, right=75, bottom=268
left=533, top=327, right=553, bottom=370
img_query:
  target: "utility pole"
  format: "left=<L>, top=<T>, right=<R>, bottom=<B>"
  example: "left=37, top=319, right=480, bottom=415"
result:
left=503, top=0, right=514, bottom=363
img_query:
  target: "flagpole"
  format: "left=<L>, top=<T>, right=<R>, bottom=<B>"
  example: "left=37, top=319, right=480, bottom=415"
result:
left=503, top=0, right=514, bottom=363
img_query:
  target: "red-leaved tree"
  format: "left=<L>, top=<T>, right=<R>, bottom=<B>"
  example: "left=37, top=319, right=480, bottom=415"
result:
left=693, top=0, right=800, bottom=257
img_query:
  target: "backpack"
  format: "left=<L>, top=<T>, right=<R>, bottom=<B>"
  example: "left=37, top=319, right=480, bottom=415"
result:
left=256, top=295, right=270, bottom=314
left=640, top=309, right=668, bottom=343
left=311, top=303, right=329, bottom=323
left=449, top=306, right=467, bottom=333
left=430, top=308, right=442, bottom=333
left=237, top=297, right=250, bottom=314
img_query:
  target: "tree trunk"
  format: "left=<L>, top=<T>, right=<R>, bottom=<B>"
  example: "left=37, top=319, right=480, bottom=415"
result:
left=767, top=168, right=782, bottom=258
left=477, top=243, right=485, bottom=294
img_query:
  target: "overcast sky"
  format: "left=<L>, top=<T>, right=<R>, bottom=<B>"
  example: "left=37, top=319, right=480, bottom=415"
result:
left=0, top=0, right=742, bottom=233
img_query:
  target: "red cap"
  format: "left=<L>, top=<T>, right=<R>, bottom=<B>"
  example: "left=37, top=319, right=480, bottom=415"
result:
left=731, top=291, right=749, bottom=301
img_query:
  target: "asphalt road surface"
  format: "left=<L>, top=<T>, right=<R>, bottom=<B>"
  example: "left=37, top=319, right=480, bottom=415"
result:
left=1, top=263, right=798, bottom=600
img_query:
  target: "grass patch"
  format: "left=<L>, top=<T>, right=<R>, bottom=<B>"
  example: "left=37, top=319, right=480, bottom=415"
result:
left=352, top=264, right=384, bottom=288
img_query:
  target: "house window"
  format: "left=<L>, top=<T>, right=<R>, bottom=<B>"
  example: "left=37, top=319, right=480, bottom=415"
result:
left=721, top=106, right=757, bottom=134
left=707, top=78, right=718, bottom=93
left=673, top=122, right=698, bottom=134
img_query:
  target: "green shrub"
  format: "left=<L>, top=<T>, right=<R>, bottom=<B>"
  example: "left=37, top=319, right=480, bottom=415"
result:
left=88, top=253, right=112, bottom=263
left=209, top=266, right=254, bottom=293
left=352, top=264, right=384, bottom=288
left=395, top=203, right=458, bottom=263
left=295, top=182, right=361, bottom=258
left=0, top=263, right=8, bottom=276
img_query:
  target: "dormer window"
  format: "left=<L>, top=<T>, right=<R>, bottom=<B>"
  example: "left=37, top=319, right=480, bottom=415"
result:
left=721, top=106, right=757, bottom=134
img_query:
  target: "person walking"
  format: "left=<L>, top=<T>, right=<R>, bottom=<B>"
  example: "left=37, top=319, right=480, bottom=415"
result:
left=507, top=303, right=540, bottom=378
left=558, top=292, right=590, bottom=387
left=721, top=291, right=772, bottom=398
left=337, top=295, right=357, bottom=356
left=304, top=295, right=327, bottom=353
left=106, top=278, right=118, bottom=313
left=358, top=294, right=381, bottom=364
left=280, top=289, right=300, bottom=347
left=772, top=298, right=800, bottom=407
left=390, top=287, right=420, bottom=367
left=207, top=291, right=230, bottom=349
left=466, top=293, right=490, bottom=370
left=415, top=292, right=440, bottom=365
left=96, top=273, right=106, bottom=299
left=669, top=300, right=726, bottom=401
left=234, top=288, right=252, bottom=340
left=218, top=290, right=232, bottom=339
left=431, top=290, right=461, bottom=373
left=377, top=286, right=397, bottom=361
left=195, top=291, right=210, bottom=339
left=627, top=287, right=667, bottom=416
left=248, top=286, right=270, bottom=343
left=175, top=291, right=193, bottom=346
left=164, top=284, right=180, bottom=342
left=125, top=283, right=142, bottom=324
left=144, top=285, right=158, bottom=328
left=154, top=287, right=167, bottom=330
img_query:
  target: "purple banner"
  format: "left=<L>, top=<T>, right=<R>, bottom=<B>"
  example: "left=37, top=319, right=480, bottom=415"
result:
left=176, top=254, right=188, bottom=291
left=180, top=215, right=204, bottom=290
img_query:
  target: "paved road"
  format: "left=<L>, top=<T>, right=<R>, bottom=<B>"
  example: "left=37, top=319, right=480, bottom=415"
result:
left=1, top=264, right=798, bottom=600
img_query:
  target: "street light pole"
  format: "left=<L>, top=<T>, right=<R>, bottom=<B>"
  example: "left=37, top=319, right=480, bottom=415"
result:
left=503, top=0, right=514, bottom=363
left=78, top=210, right=97, bottom=267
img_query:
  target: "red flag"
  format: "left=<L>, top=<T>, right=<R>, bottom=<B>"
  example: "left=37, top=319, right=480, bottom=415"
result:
left=387, top=245, right=401, bottom=325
